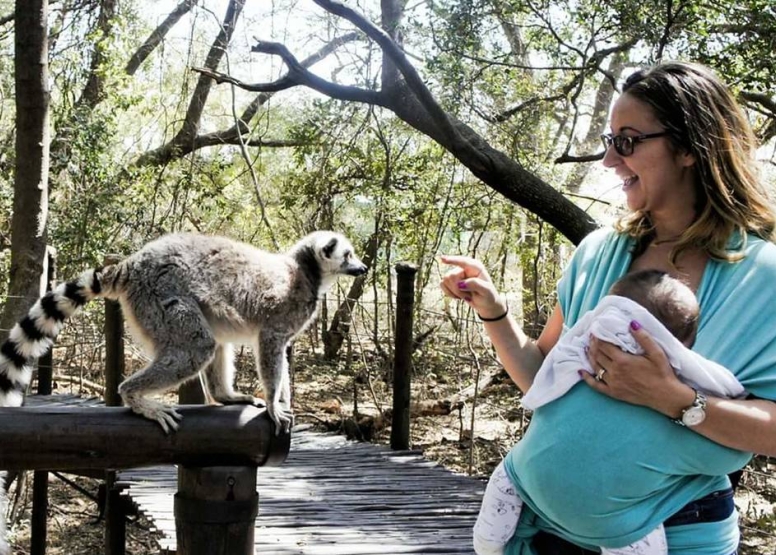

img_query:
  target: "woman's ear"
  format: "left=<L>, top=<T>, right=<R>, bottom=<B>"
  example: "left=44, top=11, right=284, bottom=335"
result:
left=680, top=150, right=696, bottom=168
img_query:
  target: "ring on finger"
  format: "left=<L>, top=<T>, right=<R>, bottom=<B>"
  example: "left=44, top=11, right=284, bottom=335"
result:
left=595, top=368, right=607, bottom=382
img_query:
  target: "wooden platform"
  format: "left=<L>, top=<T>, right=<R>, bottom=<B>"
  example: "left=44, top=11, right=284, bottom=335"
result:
left=118, top=426, right=486, bottom=554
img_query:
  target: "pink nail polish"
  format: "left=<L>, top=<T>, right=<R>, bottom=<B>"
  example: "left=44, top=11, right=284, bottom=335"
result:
left=457, top=281, right=467, bottom=289
left=630, top=320, right=642, bottom=331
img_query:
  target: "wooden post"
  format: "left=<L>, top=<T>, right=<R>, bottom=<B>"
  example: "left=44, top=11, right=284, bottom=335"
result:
left=31, top=247, right=56, bottom=555
left=391, top=263, right=417, bottom=450
left=104, top=471, right=125, bottom=555
left=102, top=259, right=126, bottom=555
left=175, top=466, right=258, bottom=555
left=103, top=255, right=124, bottom=408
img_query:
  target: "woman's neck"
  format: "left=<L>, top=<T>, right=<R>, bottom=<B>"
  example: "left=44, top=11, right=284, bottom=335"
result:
left=649, top=210, right=696, bottom=243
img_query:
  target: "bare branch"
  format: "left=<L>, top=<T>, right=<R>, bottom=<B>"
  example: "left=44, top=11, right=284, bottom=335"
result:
left=740, top=91, right=776, bottom=116
left=193, top=39, right=385, bottom=105
left=176, top=0, right=245, bottom=144
left=554, top=152, right=605, bottom=164
left=125, top=0, right=197, bottom=75
left=311, top=0, right=461, bottom=141
left=135, top=33, right=360, bottom=167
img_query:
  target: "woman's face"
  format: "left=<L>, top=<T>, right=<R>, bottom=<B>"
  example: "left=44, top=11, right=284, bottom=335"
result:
left=603, top=93, right=696, bottom=217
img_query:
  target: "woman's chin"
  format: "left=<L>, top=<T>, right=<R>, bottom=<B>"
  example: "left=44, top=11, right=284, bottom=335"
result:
left=624, top=193, right=645, bottom=212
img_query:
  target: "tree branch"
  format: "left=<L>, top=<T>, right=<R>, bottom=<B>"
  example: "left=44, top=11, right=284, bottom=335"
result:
left=125, top=0, right=197, bottom=75
left=191, top=39, right=385, bottom=105
left=135, top=32, right=360, bottom=167
left=175, top=0, right=245, bottom=144
left=312, top=0, right=462, bottom=143
left=740, top=91, right=776, bottom=116
left=554, top=152, right=605, bottom=164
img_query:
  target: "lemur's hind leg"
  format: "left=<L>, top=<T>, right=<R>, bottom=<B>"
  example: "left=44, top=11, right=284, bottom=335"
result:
left=255, top=332, right=294, bottom=434
left=119, top=296, right=216, bottom=433
left=205, top=343, right=265, bottom=406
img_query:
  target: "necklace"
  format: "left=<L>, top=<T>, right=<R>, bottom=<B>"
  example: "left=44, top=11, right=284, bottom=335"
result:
left=651, top=235, right=682, bottom=246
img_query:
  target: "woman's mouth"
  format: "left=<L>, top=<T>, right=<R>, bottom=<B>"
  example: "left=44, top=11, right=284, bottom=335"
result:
left=622, top=175, right=639, bottom=190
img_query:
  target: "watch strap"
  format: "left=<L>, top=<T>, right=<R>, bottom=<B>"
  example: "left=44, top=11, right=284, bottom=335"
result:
left=671, top=389, right=707, bottom=427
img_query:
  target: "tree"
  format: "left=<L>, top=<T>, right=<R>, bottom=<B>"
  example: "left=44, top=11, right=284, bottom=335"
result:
left=0, top=0, right=50, bottom=335
left=195, top=0, right=599, bottom=246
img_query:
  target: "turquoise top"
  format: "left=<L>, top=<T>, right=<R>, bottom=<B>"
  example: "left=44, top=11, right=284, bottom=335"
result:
left=503, top=228, right=776, bottom=554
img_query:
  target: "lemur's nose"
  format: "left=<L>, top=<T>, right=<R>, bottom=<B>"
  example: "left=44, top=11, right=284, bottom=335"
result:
left=349, top=263, right=368, bottom=276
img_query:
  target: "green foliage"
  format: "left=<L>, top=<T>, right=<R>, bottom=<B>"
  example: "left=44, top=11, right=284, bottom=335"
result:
left=685, top=0, right=776, bottom=92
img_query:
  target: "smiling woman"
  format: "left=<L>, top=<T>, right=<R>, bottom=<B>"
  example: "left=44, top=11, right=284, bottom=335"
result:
left=440, top=61, right=776, bottom=555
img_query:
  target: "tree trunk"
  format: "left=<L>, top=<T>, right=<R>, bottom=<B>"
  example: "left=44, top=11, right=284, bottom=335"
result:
left=323, top=231, right=380, bottom=360
left=1, top=0, right=50, bottom=336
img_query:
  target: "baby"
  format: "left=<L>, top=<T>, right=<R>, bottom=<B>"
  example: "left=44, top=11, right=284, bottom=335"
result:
left=473, top=270, right=746, bottom=555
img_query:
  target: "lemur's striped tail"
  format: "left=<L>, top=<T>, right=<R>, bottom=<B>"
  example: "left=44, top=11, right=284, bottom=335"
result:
left=0, top=264, right=124, bottom=554
left=0, top=266, right=114, bottom=408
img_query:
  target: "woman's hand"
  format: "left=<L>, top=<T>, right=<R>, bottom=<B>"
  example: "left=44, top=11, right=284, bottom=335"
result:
left=581, top=321, right=695, bottom=416
left=439, top=255, right=507, bottom=320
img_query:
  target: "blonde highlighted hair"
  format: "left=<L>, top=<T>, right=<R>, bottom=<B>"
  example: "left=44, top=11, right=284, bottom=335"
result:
left=614, top=62, right=776, bottom=262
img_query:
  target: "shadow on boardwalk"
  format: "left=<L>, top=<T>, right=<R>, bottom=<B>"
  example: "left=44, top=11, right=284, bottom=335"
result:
left=118, top=425, right=485, bottom=554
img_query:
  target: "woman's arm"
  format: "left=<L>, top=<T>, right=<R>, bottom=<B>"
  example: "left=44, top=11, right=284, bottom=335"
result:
left=440, top=256, right=563, bottom=393
left=585, top=324, right=776, bottom=457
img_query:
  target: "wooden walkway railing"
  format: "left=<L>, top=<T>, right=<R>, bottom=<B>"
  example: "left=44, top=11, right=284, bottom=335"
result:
left=5, top=395, right=290, bottom=555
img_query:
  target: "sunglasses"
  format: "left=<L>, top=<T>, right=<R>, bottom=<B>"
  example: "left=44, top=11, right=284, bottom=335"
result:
left=600, top=131, right=670, bottom=157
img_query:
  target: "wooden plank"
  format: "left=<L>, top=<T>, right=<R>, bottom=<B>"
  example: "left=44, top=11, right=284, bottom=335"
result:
left=118, top=428, right=485, bottom=554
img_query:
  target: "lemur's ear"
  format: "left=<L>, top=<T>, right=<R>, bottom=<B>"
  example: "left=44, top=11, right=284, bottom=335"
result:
left=322, top=237, right=338, bottom=258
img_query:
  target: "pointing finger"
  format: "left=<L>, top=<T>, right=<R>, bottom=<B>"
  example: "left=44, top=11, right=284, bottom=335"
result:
left=440, top=255, right=486, bottom=275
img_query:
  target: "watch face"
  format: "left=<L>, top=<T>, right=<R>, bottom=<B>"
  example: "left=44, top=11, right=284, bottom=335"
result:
left=682, top=406, right=706, bottom=427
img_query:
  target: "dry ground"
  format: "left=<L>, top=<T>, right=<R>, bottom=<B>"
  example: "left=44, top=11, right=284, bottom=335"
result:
left=5, top=349, right=776, bottom=554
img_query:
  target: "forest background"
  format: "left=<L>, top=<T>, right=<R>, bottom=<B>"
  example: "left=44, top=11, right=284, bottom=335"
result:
left=1, top=0, right=776, bottom=552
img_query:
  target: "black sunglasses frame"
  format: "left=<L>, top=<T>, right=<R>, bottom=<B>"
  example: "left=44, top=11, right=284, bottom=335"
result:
left=600, top=131, right=670, bottom=157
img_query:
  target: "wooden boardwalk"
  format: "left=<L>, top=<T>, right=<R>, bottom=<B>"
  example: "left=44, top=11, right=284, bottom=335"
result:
left=118, top=425, right=486, bottom=554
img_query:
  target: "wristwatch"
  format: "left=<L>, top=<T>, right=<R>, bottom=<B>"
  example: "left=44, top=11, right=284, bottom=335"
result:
left=673, top=389, right=708, bottom=427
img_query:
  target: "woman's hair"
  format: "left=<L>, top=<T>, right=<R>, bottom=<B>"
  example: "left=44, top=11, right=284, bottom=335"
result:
left=614, top=61, right=776, bottom=262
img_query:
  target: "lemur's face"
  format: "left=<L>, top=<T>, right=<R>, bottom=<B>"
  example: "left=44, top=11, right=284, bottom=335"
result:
left=318, top=234, right=368, bottom=277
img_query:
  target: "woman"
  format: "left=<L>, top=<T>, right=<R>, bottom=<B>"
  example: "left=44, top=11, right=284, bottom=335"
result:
left=441, top=62, right=776, bottom=554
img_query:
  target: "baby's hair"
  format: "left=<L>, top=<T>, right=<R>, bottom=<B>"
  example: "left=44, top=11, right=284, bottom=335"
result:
left=609, top=270, right=699, bottom=346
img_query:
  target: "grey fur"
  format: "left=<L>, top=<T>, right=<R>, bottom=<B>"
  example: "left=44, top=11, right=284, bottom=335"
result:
left=0, top=231, right=367, bottom=438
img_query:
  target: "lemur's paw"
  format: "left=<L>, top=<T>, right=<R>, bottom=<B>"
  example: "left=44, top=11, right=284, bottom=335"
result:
left=130, top=400, right=182, bottom=434
left=267, top=402, right=293, bottom=435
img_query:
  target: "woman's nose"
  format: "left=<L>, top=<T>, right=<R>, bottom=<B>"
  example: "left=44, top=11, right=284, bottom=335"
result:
left=602, top=143, right=621, bottom=168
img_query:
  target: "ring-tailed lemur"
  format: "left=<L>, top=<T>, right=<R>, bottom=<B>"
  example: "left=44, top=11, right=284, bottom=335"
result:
left=0, top=231, right=367, bottom=436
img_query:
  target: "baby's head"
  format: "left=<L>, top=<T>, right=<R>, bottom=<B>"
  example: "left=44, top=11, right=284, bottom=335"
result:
left=609, top=270, right=699, bottom=346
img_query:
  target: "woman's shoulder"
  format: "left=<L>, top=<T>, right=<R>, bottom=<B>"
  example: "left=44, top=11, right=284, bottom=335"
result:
left=572, top=226, right=631, bottom=262
left=709, top=234, right=776, bottom=290
left=575, top=226, right=619, bottom=251
left=741, top=234, right=776, bottom=271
